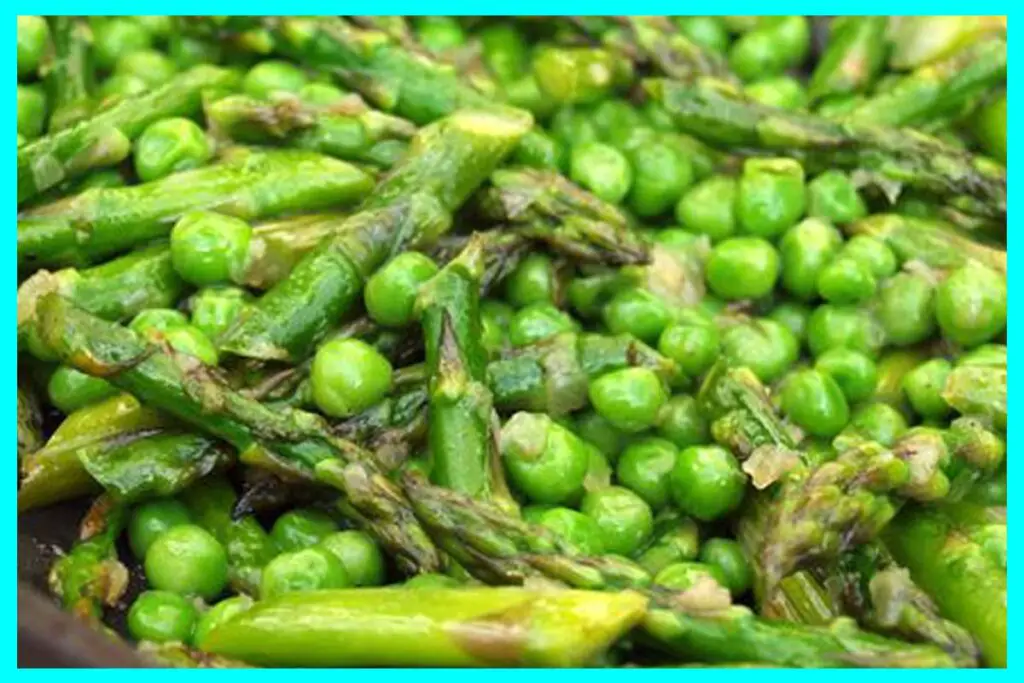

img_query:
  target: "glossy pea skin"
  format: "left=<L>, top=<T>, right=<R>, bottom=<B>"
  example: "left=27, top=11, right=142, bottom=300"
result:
left=114, top=49, right=178, bottom=88
left=128, top=498, right=192, bottom=560
left=876, top=272, right=936, bottom=347
left=721, top=319, right=799, bottom=383
left=745, top=76, right=808, bottom=110
left=566, top=273, right=615, bottom=319
left=675, top=175, right=737, bottom=242
left=508, top=302, right=578, bottom=347
left=364, top=252, right=439, bottom=327
left=536, top=507, right=606, bottom=555
left=934, top=264, right=1007, bottom=348
left=675, top=16, right=731, bottom=54
left=602, top=288, right=672, bottom=343
left=271, top=508, right=337, bottom=553
left=162, top=326, right=220, bottom=365
left=736, top=158, right=807, bottom=239
left=780, top=368, right=850, bottom=438
left=47, top=365, right=118, bottom=414
left=503, top=253, right=557, bottom=308
left=17, top=16, right=50, bottom=79
left=243, top=60, right=309, bottom=99
left=311, top=338, right=394, bottom=418
left=840, top=236, right=898, bottom=280
left=260, top=547, right=350, bottom=600
left=170, top=36, right=223, bottom=70
left=670, top=445, right=746, bottom=522
left=574, top=410, right=631, bottom=462
left=414, top=16, right=467, bottom=54
left=768, top=301, right=811, bottom=342
left=615, top=437, right=679, bottom=510
left=627, top=140, right=694, bottom=218
left=839, top=402, right=909, bottom=449
left=192, top=596, right=253, bottom=649
left=815, top=347, right=878, bottom=404
left=816, top=257, right=877, bottom=305
left=902, top=359, right=953, bottom=420
left=591, top=99, right=647, bottom=149
left=128, top=590, right=197, bottom=644
left=654, top=561, right=729, bottom=591
left=135, top=118, right=213, bottom=182
left=479, top=23, right=529, bottom=82
left=569, top=142, right=633, bottom=204
left=778, top=218, right=844, bottom=301
left=318, top=530, right=386, bottom=587
left=699, top=538, right=753, bottom=597
left=656, top=395, right=710, bottom=450
left=705, top=237, right=780, bottom=301
left=170, top=211, right=251, bottom=286
left=144, top=524, right=228, bottom=600
left=550, top=107, right=600, bottom=149
left=130, top=308, right=189, bottom=336
left=970, top=90, right=1007, bottom=162
left=17, top=85, right=46, bottom=140
left=580, top=486, right=654, bottom=556
left=93, top=18, right=153, bottom=72
left=190, top=287, right=248, bottom=341
left=806, top=304, right=884, bottom=358
left=728, top=16, right=810, bottom=81
left=658, top=322, right=720, bottom=380
left=806, top=171, right=868, bottom=224
left=480, top=299, right=513, bottom=357
left=501, top=412, right=590, bottom=505
left=589, top=367, right=669, bottom=433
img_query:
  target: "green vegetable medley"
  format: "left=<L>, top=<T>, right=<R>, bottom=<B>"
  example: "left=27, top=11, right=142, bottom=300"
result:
left=17, top=15, right=1006, bottom=669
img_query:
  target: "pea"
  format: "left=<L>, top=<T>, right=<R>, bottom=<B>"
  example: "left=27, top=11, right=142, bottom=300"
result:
left=128, top=498, right=192, bottom=560
left=536, top=507, right=606, bottom=555
left=298, top=82, right=348, bottom=107
left=768, top=301, right=812, bottom=342
left=934, top=264, right=1007, bottom=348
left=655, top=395, right=710, bottom=450
left=134, top=16, right=173, bottom=42
left=615, top=437, right=679, bottom=510
left=190, top=287, right=249, bottom=341
left=779, top=218, right=844, bottom=301
left=503, top=253, right=558, bottom=308
left=47, top=365, right=118, bottom=414
left=591, top=98, right=647, bottom=149
left=508, top=302, right=577, bottom=346
left=876, top=272, right=937, bottom=347
left=780, top=369, right=850, bottom=438
left=806, top=171, right=868, bottom=224
left=840, top=235, right=897, bottom=280
left=500, top=412, right=590, bottom=505
left=658, top=323, right=720, bottom=380
left=414, top=16, right=466, bottom=54
left=243, top=60, right=308, bottom=99
left=128, top=591, right=197, bottom=644
left=699, top=538, right=753, bottom=597
left=721, top=319, right=799, bottom=383
left=835, top=402, right=909, bottom=450
left=17, top=85, right=46, bottom=140
left=480, top=299, right=513, bottom=356
left=192, top=596, right=253, bottom=649
left=669, top=445, right=747, bottom=522
left=675, top=16, right=731, bottom=54
left=970, top=90, right=1006, bottom=162
left=736, top=158, right=807, bottom=239
left=17, top=16, right=50, bottom=79
left=114, top=49, right=177, bottom=88
left=130, top=308, right=189, bottom=336
left=589, top=367, right=669, bottom=433
left=654, top=561, right=729, bottom=592
left=271, top=508, right=337, bottom=553
left=162, top=326, right=219, bottom=366
left=569, top=142, right=633, bottom=204
left=170, top=211, right=252, bottom=286
left=816, top=257, right=877, bottom=305
left=318, top=530, right=386, bottom=587
left=675, top=176, right=737, bottom=242
left=902, top=359, right=953, bottom=420
left=550, top=107, right=600, bottom=148
left=310, top=338, right=393, bottom=418
left=728, top=16, right=810, bottom=81
left=580, top=486, right=654, bottom=556
left=642, top=100, right=676, bottom=133
left=627, top=140, right=694, bottom=218
left=98, top=74, right=150, bottom=102
left=364, top=251, right=439, bottom=327
left=602, top=288, right=672, bottom=343
left=815, top=348, right=878, bottom=404
left=706, top=237, right=780, bottom=301
left=574, top=410, right=631, bottom=462
left=745, top=76, right=808, bottom=111
left=260, top=547, right=350, bottom=600
left=93, top=18, right=153, bottom=72
left=144, top=524, right=228, bottom=599
left=533, top=46, right=631, bottom=106
left=806, top=304, right=885, bottom=358
left=479, top=23, right=529, bottom=82
left=134, top=117, right=213, bottom=182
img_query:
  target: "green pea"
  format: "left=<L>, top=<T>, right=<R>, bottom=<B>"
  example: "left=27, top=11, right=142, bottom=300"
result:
left=806, top=171, right=868, bottom=224
left=816, top=257, right=877, bottom=305
left=675, top=16, right=731, bottom=54
left=189, top=287, right=248, bottom=341
left=768, top=301, right=811, bottom=342
left=737, top=158, right=807, bottom=239
left=655, top=395, right=710, bottom=450
left=310, top=338, right=393, bottom=418
left=17, top=16, right=50, bottom=79
left=580, top=486, right=654, bottom=556
left=47, top=365, right=118, bottom=414
left=170, top=36, right=223, bottom=70
left=591, top=99, right=647, bottom=149
left=699, top=538, right=753, bottom=597
left=479, top=23, right=529, bottom=82
left=162, top=326, right=219, bottom=366
left=779, top=218, right=844, bottom=301
left=114, top=49, right=177, bottom=88
left=145, top=524, right=228, bottom=599
left=170, top=211, right=251, bottom=286
left=658, top=323, right=720, bottom=379
left=480, top=299, right=513, bottom=357
left=17, top=85, right=46, bottom=140
left=627, top=140, right=694, bottom=218
left=403, top=573, right=462, bottom=589
left=503, top=253, right=557, bottom=308
left=745, top=76, right=808, bottom=110
left=654, top=561, right=729, bottom=591
left=675, top=175, right=737, bottom=242
left=728, top=16, right=810, bottom=81
left=550, top=107, right=600, bottom=148
left=970, top=90, right=1006, bottom=162
left=128, top=498, right=192, bottom=560
left=192, top=596, right=253, bottom=649
left=602, top=288, right=672, bottom=343
left=536, top=507, right=606, bottom=555
left=93, top=18, right=153, bottom=72
left=815, top=348, right=878, bottom=405
left=806, top=304, right=885, bottom=358
left=840, top=235, right=897, bottom=280
left=135, top=118, right=213, bottom=182
left=500, top=412, right=590, bottom=505
left=589, top=367, right=669, bottom=433
left=721, top=319, right=799, bottom=383
left=780, top=369, right=850, bottom=438
left=615, top=437, right=679, bottom=510
left=569, top=142, right=633, bottom=204
left=705, top=237, right=780, bottom=301
left=574, top=410, right=631, bottom=462
left=414, top=16, right=467, bottom=53
left=271, top=508, right=337, bottom=553
left=260, top=547, right=350, bottom=600
left=835, top=402, right=909, bottom=450
left=642, top=100, right=677, bottom=133
left=876, top=272, right=937, bottom=347
left=364, top=251, right=439, bottom=327
left=297, top=82, right=347, bottom=107
left=130, top=308, right=189, bottom=336
left=533, top=46, right=631, bottom=106
left=670, top=445, right=746, bottom=522
left=318, top=530, right=386, bottom=587
left=128, top=591, right=197, bottom=644
left=243, top=60, right=308, bottom=99
left=902, top=359, right=953, bottom=420
left=99, top=74, right=150, bottom=102
left=934, top=264, right=1007, bottom=348
left=509, top=302, right=577, bottom=347
left=134, top=16, right=172, bottom=41
left=521, top=505, right=554, bottom=524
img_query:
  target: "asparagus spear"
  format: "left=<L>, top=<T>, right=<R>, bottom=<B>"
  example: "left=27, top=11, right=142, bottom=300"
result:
left=19, top=148, right=373, bottom=270
left=808, top=17, right=888, bottom=102
left=943, top=362, right=1006, bottom=431
left=18, top=65, right=236, bottom=205
left=217, top=107, right=532, bottom=363
left=42, top=17, right=95, bottom=132
left=17, top=380, right=43, bottom=460
left=137, top=642, right=250, bottom=669
left=646, top=78, right=1007, bottom=220
left=609, top=16, right=737, bottom=83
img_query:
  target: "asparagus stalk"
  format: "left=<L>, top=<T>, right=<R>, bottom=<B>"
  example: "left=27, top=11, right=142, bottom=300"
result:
left=609, top=16, right=737, bottom=83
left=17, top=380, right=43, bottom=461
left=42, top=16, right=95, bottom=132
left=943, top=363, right=1006, bottom=431
left=808, top=17, right=888, bottom=102
left=18, top=65, right=236, bottom=205
left=137, top=642, right=250, bottom=669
